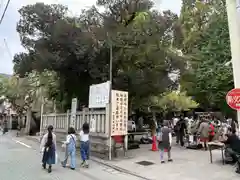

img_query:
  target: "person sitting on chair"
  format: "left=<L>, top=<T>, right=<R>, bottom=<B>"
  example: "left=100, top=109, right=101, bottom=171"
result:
left=222, top=128, right=240, bottom=173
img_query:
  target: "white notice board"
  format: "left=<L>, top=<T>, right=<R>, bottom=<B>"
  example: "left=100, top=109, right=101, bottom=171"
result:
left=88, top=81, right=110, bottom=108
left=111, top=90, right=128, bottom=136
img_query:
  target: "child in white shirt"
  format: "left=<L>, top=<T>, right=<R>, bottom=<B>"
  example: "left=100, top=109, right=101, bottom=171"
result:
left=79, top=122, right=90, bottom=167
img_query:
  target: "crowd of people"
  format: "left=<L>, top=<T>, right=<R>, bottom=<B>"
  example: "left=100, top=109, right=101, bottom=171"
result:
left=170, top=115, right=239, bottom=149
left=156, top=114, right=240, bottom=174
left=40, top=122, right=90, bottom=173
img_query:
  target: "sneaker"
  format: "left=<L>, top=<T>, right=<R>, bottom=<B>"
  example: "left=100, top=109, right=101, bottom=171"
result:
left=48, top=166, right=52, bottom=173
left=81, top=161, right=85, bottom=167
left=84, top=160, right=89, bottom=168
left=161, top=161, right=165, bottom=164
left=61, top=161, right=66, bottom=168
left=168, top=159, right=173, bottom=162
left=236, top=169, right=240, bottom=174
left=70, top=168, right=75, bottom=170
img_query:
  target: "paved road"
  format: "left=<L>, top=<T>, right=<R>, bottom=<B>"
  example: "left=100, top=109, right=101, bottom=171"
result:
left=0, top=132, right=141, bottom=180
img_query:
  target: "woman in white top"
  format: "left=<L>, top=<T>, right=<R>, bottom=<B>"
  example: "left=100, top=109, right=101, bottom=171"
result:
left=40, top=125, right=57, bottom=173
left=61, top=127, right=77, bottom=170
left=79, top=122, right=90, bottom=167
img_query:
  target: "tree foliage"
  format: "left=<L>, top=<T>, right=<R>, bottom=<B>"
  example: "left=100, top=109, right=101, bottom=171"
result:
left=0, top=75, right=9, bottom=96
left=151, top=91, right=198, bottom=113
left=179, top=0, right=234, bottom=116
left=13, top=1, right=184, bottom=111
left=0, top=71, right=57, bottom=115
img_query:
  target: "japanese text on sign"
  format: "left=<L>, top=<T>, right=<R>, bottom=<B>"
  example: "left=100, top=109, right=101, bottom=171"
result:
left=111, top=90, right=128, bottom=136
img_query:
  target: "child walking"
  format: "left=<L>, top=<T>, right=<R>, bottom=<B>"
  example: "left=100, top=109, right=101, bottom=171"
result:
left=61, top=127, right=76, bottom=170
left=79, top=122, right=90, bottom=168
left=158, top=120, right=173, bottom=163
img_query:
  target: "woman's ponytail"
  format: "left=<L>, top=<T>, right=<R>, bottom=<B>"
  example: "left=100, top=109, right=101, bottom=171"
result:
left=46, top=125, right=53, bottom=147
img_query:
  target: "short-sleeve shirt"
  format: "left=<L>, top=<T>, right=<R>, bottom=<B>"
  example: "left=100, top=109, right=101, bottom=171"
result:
left=79, top=130, right=89, bottom=142
left=161, top=126, right=170, bottom=143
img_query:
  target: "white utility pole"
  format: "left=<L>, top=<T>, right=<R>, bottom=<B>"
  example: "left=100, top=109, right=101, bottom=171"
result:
left=226, top=0, right=240, bottom=130
left=107, top=32, right=113, bottom=161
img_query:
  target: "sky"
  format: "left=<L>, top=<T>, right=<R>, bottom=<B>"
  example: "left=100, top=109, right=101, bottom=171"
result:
left=0, top=0, right=182, bottom=75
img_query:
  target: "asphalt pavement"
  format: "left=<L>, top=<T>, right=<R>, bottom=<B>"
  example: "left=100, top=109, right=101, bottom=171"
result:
left=0, top=132, right=141, bottom=180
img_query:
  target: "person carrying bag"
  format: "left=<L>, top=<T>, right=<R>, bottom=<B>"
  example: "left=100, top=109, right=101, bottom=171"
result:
left=158, top=120, right=173, bottom=163
left=40, top=125, right=57, bottom=173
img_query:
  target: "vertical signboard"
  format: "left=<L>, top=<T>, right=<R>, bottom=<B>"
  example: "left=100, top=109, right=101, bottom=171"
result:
left=111, top=90, right=128, bottom=136
left=70, top=98, right=77, bottom=128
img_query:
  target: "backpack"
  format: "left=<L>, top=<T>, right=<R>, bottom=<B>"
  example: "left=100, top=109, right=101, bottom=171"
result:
left=209, top=124, right=215, bottom=136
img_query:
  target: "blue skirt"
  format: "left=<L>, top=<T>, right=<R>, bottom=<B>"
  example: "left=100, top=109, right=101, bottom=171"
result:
left=42, top=146, right=56, bottom=165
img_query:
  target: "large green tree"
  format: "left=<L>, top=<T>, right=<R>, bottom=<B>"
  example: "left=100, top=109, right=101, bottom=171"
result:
left=180, top=0, right=234, bottom=116
left=13, top=1, right=184, bottom=111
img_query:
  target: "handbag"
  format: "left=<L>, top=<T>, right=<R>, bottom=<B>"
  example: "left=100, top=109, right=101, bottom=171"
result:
left=55, top=153, right=58, bottom=164
left=41, top=147, right=45, bottom=153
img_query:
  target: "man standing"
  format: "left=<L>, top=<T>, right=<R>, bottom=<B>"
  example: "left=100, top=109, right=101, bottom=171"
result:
left=197, top=118, right=210, bottom=150
left=176, top=116, right=187, bottom=146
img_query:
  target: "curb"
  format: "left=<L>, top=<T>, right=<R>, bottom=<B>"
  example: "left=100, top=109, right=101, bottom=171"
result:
left=25, top=136, right=40, bottom=142
left=90, top=157, right=153, bottom=180
left=25, top=136, right=152, bottom=180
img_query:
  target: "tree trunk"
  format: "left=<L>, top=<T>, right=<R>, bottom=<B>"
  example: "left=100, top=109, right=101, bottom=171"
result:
left=151, top=111, right=157, bottom=136
left=24, top=108, right=31, bottom=135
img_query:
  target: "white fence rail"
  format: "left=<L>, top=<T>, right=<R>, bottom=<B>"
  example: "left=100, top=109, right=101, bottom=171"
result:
left=41, top=108, right=109, bottom=136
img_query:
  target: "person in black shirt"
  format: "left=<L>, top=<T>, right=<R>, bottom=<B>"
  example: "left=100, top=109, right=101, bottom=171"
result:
left=231, top=119, right=238, bottom=133
left=224, top=129, right=239, bottom=162
left=223, top=128, right=240, bottom=173
left=176, top=116, right=187, bottom=147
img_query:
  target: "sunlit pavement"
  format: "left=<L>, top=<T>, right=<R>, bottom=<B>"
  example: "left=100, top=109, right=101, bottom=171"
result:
left=2, top=131, right=239, bottom=180
left=0, top=132, right=141, bottom=180
left=103, top=142, right=240, bottom=180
